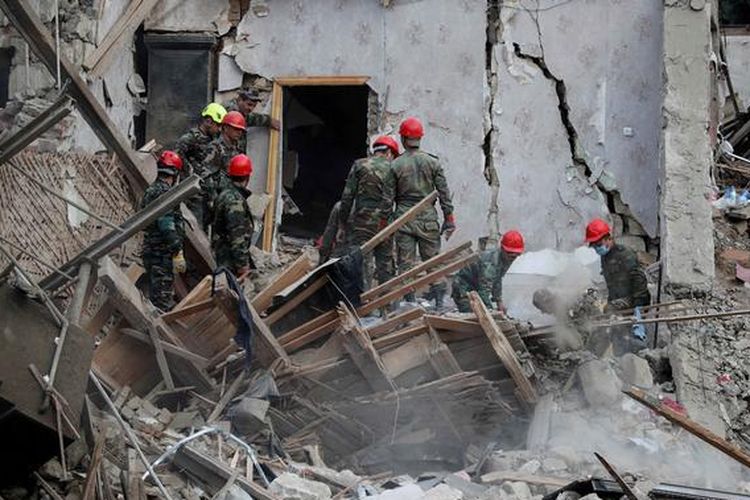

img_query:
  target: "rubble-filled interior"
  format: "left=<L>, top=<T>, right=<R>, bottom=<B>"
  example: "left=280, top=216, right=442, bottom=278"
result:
left=2, top=0, right=750, bottom=499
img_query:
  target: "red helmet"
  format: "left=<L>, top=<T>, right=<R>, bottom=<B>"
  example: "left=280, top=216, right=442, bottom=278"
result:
left=372, top=135, right=399, bottom=156
left=157, top=150, right=183, bottom=175
left=501, top=230, right=525, bottom=254
left=585, top=218, right=611, bottom=243
left=399, top=117, right=424, bottom=139
left=222, top=110, right=247, bottom=130
left=228, top=154, right=253, bottom=177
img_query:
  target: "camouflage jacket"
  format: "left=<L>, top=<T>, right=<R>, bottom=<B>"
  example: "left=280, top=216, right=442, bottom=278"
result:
left=339, top=155, right=394, bottom=226
left=391, top=148, right=453, bottom=222
left=454, top=248, right=512, bottom=307
left=600, top=243, right=650, bottom=308
left=319, top=201, right=347, bottom=261
left=172, top=125, right=214, bottom=178
left=224, top=98, right=273, bottom=128
left=212, top=182, right=254, bottom=273
left=141, top=179, right=183, bottom=257
left=203, top=135, right=242, bottom=201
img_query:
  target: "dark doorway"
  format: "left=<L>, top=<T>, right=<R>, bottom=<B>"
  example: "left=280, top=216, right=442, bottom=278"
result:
left=280, top=85, right=369, bottom=238
left=0, top=48, right=14, bottom=108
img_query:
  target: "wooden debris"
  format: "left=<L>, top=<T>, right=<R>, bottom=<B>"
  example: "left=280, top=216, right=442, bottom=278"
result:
left=469, top=292, right=537, bottom=404
left=594, top=452, right=639, bottom=500
left=624, top=387, right=750, bottom=468
left=252, top=249, right=317, bottom=312
left=336, top=304, right=394, bottom=392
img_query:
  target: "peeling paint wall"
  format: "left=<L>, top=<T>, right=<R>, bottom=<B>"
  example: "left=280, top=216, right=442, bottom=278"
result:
left=234, top=0, right=489, bottom=247
left=494, top=0, right=663, bottom=252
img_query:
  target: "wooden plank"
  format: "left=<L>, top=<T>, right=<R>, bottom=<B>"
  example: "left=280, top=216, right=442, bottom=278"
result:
left=526, top=393, right=553, bottom=451
left=207, top=373, right=245, bottom=423
left=117, top=329, right=208, bottom=366
left=469, top=291, right=537, bottom=404
left=83, top=0, right=160, bottom=77
left=252, top=249, right=316, bottom=312
left=146, top=324, right=175, bottom=390
left=84, top=263, right=143, bottom=336
left=372, top=324, right=430, bottom=349
left=262, top=81, right=283, bottom=252
left=161, top=297, right=216, bottom=322
left=174, top=445, right=280, bottom=500
left=426, top=328, right=462, bottom=378
left=249, top=302, right=291, bottom=367
left=594, top=453, right=638, bottom=500
left=362, top=242, right=471, bottom=302
left=172, top=275, right=213, bottom=312
left=624, top=387, right=750, bottom=468
left=278, top=310, right=338, bottom=348
left=360, top=253, right=478, bottom=315
left=480, top=470, right=570, bottom=487
left=366, top=307, right=424, bottom=338
left=274, top=76, right=370, bottom=86
left=265, top=276, right=328, bottom=326
left=380, top=334, right=432, bottom=379
left=336, top=305, right=394, bottom=392
left=281, top=317, right=339, bottom=353
left=360, top=191, right=437, bottom=254
left=424, top=315, right=483, bottom=336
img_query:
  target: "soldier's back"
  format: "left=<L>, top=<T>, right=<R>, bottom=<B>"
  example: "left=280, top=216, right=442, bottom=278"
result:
left=392, top=150, right=439, bottom=206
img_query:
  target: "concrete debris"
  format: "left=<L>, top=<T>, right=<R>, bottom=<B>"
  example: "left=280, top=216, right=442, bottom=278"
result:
left=269, top=472, right=333, bottom=500
left=577, top=359, right=622, bottom=407
left=618, top=353, right=654, bottom=390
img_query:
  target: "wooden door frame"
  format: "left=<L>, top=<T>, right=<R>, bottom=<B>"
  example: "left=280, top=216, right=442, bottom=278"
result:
left=261, top=75, right=371, bottom=252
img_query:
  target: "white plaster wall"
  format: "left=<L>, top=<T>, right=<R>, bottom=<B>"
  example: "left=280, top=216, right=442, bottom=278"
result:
left=495, top=0, right=663, bottom=252
left=234, top=0, right=488, bottom=247
left=145, top=0, right=231, bottom=34
left=725, top=35, right=750, bottom=110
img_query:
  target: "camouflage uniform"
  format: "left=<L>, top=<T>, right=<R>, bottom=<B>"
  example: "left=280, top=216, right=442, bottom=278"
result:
left=601, top=244, right=651, bottom=309
left=451, top=248, right=512, bottom=313
left=391, top=148, right=454, bottom=298
left=319, top=201, right=347, bottom=262
left=173, top=125, right=214, bottom=226
left=339, top=155, right=395, bottom=284
left=202, top=135, right=243, bottom=226
left=212, top=181, right=254, bottom=274
left=224, top=98, right=273, bottom=152
left=141, top=179, right=184, bottom=311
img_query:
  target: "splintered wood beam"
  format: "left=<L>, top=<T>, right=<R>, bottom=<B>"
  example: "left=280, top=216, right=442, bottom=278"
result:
left=362, top=241, right=471, bottom=302
left=360, top=191, right=438, bottom=254
left=207, top=373, right=245, bottom=423
left=426, top=328, right=462, bottom=378
left=469, top=291, right=537, bottom=404
left=424, top=315, right=483, bottom=336
left=366, top=307, right=424, bottom=338
left=593, top=453, right=638, bottom=500
left=161, top=297, right=216, bottom=322
left=262, top=81, right=283, bottom=252
left=248, top=302, right=291, bottom=367
left=372, top=323, right=430, bottom=349
left=146, top=325, right=175, bottom=390
left=624, top=387, right=750, bottom=469
left=264, top=276, right=329, bottom=326
left=278, top=310, right=338, bottom=349
left=252, top=249, right=316, bottom=312
left=336, top=304, right=394, bottom=392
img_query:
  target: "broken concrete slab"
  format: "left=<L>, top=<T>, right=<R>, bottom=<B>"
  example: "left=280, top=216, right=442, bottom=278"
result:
left=578, top=359, right=622, bottom=407
left=423, top=483, right=464, bottom=500
left=229, top=397, right=270, bottom=436
left=619, top=353, right=654, bottom=389
left=269, top=472, right=332, bottom=500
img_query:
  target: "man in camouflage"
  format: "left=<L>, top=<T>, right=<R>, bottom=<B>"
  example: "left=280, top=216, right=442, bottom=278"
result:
left=391, top=117, right=455, bottom=307
left=585, top=218, right=651, bottom=353
left=319, top=201, right=346, bottom=263
left=173, top=103, right=227, bottom=227
left=141, top=151, right=186, bottom=311
left=451, top=231, right=525, bottom=313
left=337, top=135, right=399, bottom=285
left=202, top=111, right=247, bottom=228
left=212, top=154, right=255, bottom=276
left=224, top=89, right=280, bottom=152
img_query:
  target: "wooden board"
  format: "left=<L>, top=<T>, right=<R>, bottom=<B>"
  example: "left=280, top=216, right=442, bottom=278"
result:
left=252, top=249, right=316, bottom=312
left=336, top=305, right=393, bottom=392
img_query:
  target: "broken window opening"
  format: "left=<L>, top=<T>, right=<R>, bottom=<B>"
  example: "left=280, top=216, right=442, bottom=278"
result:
left=279, top=85, right=370, bottom=239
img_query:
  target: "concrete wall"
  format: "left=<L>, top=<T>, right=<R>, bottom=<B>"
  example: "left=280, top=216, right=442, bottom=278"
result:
left=660, top=1, right=715, bottom=286
left=725, top=34, right=750, bottom=111
left=494, top=0, right=663, bottom=251
left=234, top=0, right=489, bottom=247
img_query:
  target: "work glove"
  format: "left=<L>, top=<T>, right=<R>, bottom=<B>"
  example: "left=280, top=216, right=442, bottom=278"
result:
left=172, top=250, right=186, bottom=274
left=441, top=214, right=456, bottom=241
left=631, top=306, right=647, bottom=342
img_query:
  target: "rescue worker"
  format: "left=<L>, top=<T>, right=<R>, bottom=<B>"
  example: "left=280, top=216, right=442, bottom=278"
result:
left=212, top=154, right=255, bottom=276
left=173, top=102, right=227, bottom=227
left=391, top=117, right=455, bottom=307
left=337, top=135, right=399, bottom=285
left=141, top=150, right=185, bottom=311
left=585, top=218, right=651, bottom=353
left=224, top=89, right=280, bottom=152
left=319, top=200, right=346, bottom=263
left=203, top=111, right=247, bottom=226
left=451, top=231, right=525, bottom=313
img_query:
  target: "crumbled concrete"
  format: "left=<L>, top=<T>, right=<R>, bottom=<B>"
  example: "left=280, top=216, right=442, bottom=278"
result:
left=499, top=481, right=532, bottom=500
left=619, top=353, right=654, bottom=389
left=577, top=359, right=622, bottom=407
left=269, top=473, right=332, bottom=500
left=423, top=484, right=464, bottom=500
left=229, top=397, right=269, bottom=436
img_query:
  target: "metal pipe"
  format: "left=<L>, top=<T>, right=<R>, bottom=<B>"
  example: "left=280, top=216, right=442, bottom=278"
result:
left=40, top=174, right=202, bottom=291
left=65, top=261, right=92, bottom=324
left=89, top=371, right=175, bottom=500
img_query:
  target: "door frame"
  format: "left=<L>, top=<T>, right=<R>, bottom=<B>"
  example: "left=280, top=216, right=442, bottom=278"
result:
left=261, top=75, right=370, bottom=252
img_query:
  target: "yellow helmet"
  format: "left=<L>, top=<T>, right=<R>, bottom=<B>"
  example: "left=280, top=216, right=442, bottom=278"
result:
left=201, top=102, right=227, bottom=124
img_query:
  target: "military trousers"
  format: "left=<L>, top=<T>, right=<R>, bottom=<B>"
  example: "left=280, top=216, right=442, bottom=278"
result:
left=348, top=219, right=394, bottom=288
left=143, top=253, right=175, bottom=312
left=395, top=219, right=446, bottom=298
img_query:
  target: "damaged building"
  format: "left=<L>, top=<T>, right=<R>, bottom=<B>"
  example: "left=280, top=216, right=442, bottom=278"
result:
left=1, top=0, right=750, bottom=498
